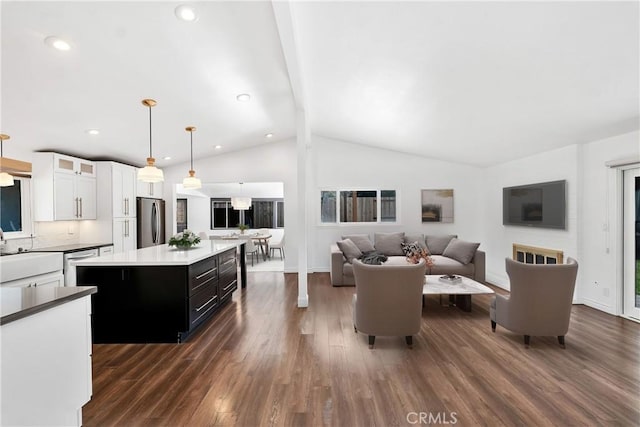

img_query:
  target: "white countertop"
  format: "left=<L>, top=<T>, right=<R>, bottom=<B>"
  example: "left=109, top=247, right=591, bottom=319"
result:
left=74, top=241, right=241, bottom=267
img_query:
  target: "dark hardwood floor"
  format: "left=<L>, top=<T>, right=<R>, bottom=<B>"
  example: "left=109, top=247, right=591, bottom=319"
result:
left=83, top=272, right=640, bottom=426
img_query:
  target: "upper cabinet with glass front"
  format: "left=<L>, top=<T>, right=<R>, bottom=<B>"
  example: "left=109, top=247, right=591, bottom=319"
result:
left=32, top=153, right=97, bottom=221
left=53, top=153, right=96, bottom=178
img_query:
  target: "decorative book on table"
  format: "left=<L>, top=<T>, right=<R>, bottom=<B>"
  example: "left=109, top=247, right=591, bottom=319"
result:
left=439, top=274, right=462, bottom=284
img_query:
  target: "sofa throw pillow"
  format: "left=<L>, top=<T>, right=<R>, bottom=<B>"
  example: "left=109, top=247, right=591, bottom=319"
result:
left=442, top=238, right=480, bottom=265
left=341, top=234, right=375, bottom=253
left=425, top=235, right=457, bottom=255
left=404, top=233, right=428, bottom=250
left=336, top=239, right=363, bottom=263
left=401, top=241, right=422, bottom=256
left=374, top=232, right=405, bottom=256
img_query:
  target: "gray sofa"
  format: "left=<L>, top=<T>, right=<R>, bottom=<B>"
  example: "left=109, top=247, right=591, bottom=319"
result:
left=330, top=233, right=485, bottom=286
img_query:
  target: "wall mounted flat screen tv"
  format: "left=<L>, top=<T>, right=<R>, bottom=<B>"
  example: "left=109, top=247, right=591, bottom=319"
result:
left=503, top=180, right=566, bottom=229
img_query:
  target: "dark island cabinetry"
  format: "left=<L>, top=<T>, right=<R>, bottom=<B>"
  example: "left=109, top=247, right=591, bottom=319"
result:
left=77, top=247, right=238, bottom=343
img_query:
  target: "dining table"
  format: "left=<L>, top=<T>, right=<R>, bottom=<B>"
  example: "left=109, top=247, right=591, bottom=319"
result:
left=214, top=233, right=272, bottom=261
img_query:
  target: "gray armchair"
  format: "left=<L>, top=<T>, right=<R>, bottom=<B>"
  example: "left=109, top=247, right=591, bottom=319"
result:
left=491, top=257, right=578, bottom=347
left=352, top=259, right=427, bottom=348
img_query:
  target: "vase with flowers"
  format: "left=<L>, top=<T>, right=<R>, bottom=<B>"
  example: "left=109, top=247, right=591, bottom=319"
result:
left=168, top=229, right=201, bottom=249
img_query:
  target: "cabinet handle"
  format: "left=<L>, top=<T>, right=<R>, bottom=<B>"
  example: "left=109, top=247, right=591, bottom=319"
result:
left=192, top=275, right=215, bottom=292
left=222, top=280, right=237, bottom=292
left=80, top=197, right=83, bottom=218
left=74, top=197, right=79, bottom=217
left=195, top=268, right=217, bottom=280
left=195, top=296, right=217, bottom=312
left=124, top=220, right=129, bottom=237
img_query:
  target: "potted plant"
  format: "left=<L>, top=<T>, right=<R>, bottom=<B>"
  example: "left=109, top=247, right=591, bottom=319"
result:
left=168, top=229, right=201, bottom=249
left=237, top=223, right=249, bottom=234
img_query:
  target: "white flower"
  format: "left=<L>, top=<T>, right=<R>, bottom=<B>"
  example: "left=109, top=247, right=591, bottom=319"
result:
left=174, top=232, right=184, bottom=240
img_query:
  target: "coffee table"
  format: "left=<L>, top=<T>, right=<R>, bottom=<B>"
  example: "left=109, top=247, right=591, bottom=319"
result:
left=423, top=275, right=494, bottom=312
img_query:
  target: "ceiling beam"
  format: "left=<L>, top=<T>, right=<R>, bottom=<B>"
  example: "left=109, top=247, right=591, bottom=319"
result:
left=271, top=0, right=309, bottom=113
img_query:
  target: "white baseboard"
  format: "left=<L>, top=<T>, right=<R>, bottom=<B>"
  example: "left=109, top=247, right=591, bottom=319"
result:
left=486, top=272, right=509, bottom=291
left=580, top=297, right=617, bottom=316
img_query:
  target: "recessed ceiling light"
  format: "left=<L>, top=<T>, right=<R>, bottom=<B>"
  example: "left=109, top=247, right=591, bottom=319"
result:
left=265, top=133, right=273, bottom=139
left=215, top=145, right=222, bottom=149
left=175, top=5, right=198, bottom=22
left=236, top=93, right=251, bottom=102
left=86, top=129, right=99, bottom=135
left=163, top=156, right=172, bottom=160
left=44, top=36, right=71, bottom=51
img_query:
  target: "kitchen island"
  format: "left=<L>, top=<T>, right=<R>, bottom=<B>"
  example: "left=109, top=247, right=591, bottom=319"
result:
left=1, top=286, right=97, bottom=426
left=75, top=240, right=245, bottom=343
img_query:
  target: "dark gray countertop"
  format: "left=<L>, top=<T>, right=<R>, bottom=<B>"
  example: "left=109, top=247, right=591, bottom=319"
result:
left=1, top=286, right=97, bottom=325
left=29, top=243, right=112, bottom=253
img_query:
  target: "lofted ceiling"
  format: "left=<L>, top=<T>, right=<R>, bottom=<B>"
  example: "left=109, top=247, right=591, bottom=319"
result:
left=1, top=1, right=638, bottom=169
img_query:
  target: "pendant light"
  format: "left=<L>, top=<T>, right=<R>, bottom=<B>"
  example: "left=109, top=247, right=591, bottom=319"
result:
left=231, top=182, right=251, bottom=210
left=0, top=134, right=15, bottom=187
left=137, top=99, right=164, bottom=183
left=182, top=126, right=202, bottom=189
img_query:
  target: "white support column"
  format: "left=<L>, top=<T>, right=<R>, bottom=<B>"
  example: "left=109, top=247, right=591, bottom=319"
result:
left=297, top=108, right=309, bottom=307
left=272, top=0, right=310, bottom=307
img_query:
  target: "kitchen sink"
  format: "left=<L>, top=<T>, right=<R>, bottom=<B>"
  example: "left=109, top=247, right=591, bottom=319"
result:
left=0, top=252, right=63, bottom=283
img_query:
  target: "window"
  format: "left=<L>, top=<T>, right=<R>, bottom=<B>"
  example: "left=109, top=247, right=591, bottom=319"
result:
left=276, top=201, right=284, bottom=228
left=211, top=199, right=240, bottom=229
left=0, top=177, right=33, bottom=237
left=321, top=191, right=337, bottom=223
left=320, top=189, right=397, bottom=224
left=176, top=199, right=187, bottom=233
left=211, top=198, right=284, bottom=229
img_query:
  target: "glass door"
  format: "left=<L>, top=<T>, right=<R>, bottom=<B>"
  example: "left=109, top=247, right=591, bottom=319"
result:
left=623, top=168, right=640, bottom=320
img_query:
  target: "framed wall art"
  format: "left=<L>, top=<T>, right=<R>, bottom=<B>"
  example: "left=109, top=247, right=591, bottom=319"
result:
left=421, top=189, right=454, bottom=223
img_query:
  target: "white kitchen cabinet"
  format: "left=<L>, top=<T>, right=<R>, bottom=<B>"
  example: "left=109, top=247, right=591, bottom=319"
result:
left=33, top=153, right=97, bottom=221
left=1, top=271, right=64, bottom=288
left=112, top=218, right=136, bottom=253
left=82, top=162, right=138, bottom=254
left=112, top=163, right=137, bottom=218
left=53, top=153, right=96, bottom=178
left=1, top=293, right=93, bottom=426
left=137, top=180, right=163, bottom=198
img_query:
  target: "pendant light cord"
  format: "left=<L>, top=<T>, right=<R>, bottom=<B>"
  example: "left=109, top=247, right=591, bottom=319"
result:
left=148, top=105, right=153, bottom=157
left=0, top=141, right=3, bottom=158
left=190, top=131, right=194, bottom=170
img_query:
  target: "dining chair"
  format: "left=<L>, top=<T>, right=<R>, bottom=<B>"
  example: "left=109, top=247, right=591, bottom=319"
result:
left=269, top=234, right=285, bottom=259
left=242, top=237, right=259, bottom=266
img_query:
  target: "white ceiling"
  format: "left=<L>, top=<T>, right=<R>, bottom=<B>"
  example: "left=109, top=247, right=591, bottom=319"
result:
left=177, top=181, right=284, bottom=198
left=2, top=1, right=638, bottom=168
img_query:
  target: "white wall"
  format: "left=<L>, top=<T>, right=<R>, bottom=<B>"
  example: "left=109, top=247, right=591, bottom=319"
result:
left=579, top=131, right=639, bottom=314
left=161, top=139, right=298, bottom=272
left=181, top=195, right=210, bottom=234
left=310, top=135, right=485, bottom=271
left=482, top=145, right=580, bottom=290
left=481, top=131, right=639, bottom=317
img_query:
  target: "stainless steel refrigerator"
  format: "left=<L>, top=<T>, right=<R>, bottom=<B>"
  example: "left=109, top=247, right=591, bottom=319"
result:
left=137, top=197, right=166, bottom=248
